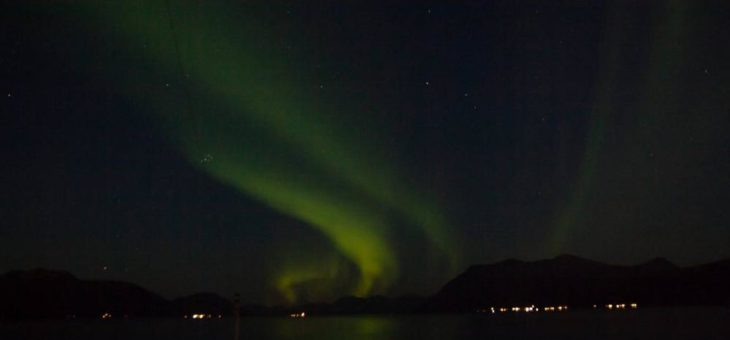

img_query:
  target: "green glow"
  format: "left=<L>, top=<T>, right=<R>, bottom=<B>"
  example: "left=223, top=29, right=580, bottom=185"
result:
left=551, top=2, right=625, bottom=251
left=551, top=1, right=690, bottom=252
left=275, top=316, right=396, bottom=339
left=272, top=256, right=344, bottom=304
left=206, top=155, right=398, bottom=297
left=87, top=1, right=458, bottom=300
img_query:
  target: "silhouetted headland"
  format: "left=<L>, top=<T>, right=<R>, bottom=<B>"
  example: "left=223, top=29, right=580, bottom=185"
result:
left=2, top=255, right=729, bottom=320
left=423, top=254, right=730, bottom=312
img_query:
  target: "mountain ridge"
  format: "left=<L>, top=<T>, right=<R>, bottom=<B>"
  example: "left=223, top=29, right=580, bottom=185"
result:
left=424, top=254, right=730, bottom=312
left=2, top=255, right=729, bottom=319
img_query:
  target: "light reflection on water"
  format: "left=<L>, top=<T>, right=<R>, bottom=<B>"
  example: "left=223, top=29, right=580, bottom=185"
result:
left=1, top=308, right=729, bottom=340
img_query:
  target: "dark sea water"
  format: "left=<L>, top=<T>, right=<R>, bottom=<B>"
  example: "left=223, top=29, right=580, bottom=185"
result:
left=2, top=308, right=729, bottom=340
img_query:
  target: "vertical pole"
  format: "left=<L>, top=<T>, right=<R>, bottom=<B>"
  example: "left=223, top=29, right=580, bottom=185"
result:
left=233, top=293, right=240, bottom=340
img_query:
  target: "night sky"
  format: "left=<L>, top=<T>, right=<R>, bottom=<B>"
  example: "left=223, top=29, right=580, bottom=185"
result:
left=2, top=1, right=729, bottom=304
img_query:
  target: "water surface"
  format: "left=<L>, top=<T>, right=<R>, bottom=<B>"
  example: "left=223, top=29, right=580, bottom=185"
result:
left=2, top=307, right=729, bottom=340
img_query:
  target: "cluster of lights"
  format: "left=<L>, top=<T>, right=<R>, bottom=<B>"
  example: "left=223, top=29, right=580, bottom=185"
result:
left=598, top=303, right=638, bottom=310
left=289, top=312, right=306, bottom=318
left=479, top=302, right=641, bottom=314
left=100, top=312, right=112, bottom=319
left=184, top=313, right=222, bottom=319
left=477, top=305, right=569, bottom=314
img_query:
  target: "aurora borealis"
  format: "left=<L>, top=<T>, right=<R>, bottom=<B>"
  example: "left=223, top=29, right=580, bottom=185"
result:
left=89, top=1, right=459, bottom=299
left=2, top=1, right=729, bottom=304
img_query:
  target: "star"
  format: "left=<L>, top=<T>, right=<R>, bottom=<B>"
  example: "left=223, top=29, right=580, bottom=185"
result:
left=425, top=81, right=430, bottom=86
left=6, top=92, right=10, bottom=98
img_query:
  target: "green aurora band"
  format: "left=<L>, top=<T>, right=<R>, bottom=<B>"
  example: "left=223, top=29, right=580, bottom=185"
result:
left=86, top=1, right=459, bottom=301
left=551, top=1, right=691, bottom=252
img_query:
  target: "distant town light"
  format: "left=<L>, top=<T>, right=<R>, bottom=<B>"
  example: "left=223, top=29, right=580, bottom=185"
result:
left=477, top=304, right=575, bottom=315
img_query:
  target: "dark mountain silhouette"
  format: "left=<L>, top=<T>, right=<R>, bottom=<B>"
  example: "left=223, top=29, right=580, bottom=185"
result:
left=0, top=268, right=172, bottom=319
left=172, top=293, right=232, bottom=315
left=424, top=254, right=730, bottom=312
left=2, top=255, right=729, bottom=319
left=0, top=269, right=238, bottom=320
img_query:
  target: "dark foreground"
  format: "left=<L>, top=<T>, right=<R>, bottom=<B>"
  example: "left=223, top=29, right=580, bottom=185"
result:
left=1, top=307, right=729, bottom=340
